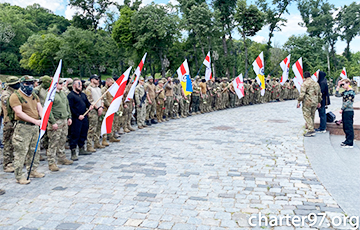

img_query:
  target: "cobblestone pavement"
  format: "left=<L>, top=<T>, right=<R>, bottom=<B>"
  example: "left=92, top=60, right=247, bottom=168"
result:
left=0, top=99, right=352, bottom=230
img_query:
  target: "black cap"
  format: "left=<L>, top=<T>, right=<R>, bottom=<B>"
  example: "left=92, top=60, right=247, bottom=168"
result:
left=90, top=74, right=99, bottom=81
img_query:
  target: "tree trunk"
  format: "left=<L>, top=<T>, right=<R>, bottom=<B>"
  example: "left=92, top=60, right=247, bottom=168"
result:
left=242, top=32, right=248, bottom=78
left=212, top=63, right=216, bottom=79
left=193, top=43, right=198, bottom=74
left=222, top=35, right=230, bottom=78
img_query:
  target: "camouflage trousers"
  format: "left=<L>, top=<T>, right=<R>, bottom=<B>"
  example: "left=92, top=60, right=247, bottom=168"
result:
left=182, top=98, right=190, bottom=116
left=87, top=110, right=100, bottom=145
left=145, top=99, right=156, bottom=121
left=156, top=99, right=165, bottom=121
left=12, top=123, right=40, bottom=180
left=137, top=102, right=147, bottom=126
left=2, top=121, right=14, bottom=168
left=229, top=93, right=236, bottom=108
left=46, top=119, right=68, bottom=165
left=122, top=102, right=134, bottom=129
left=165, top=96, right=174, bottom=118
left=302, top=105, right=317, bottom=132
left=173, top=98, right=180, bottom=117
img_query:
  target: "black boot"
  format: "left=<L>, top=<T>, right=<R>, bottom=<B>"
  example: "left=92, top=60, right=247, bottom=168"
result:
left=146, top=120, right=152, bottom=126
left=79, top=146, right=92, bottom=155
left=71, top=149, right=78, bottom=161
left=151, top=119, right=158, bottom=124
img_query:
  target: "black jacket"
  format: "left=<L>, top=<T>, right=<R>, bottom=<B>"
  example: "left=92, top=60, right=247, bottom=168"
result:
left=318, top=71, right=330, bottom=107
left=67, top=90, right=91, bottom=119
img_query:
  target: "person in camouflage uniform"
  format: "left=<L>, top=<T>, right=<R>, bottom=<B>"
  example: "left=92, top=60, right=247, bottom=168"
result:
left=144, top=76, right=157, bottom=125
left=1, top=76, right=20, bottom=173
left=191, top=77, right=201, bottom=114
left=214, top=78, right=221, bottom=110
left=229, top=82, right=236, bottom=108
left=253, top=80, right=261, bottom=104
left=135, top=77, right=147, bottom=128
left=34, top=76, right=52, bottom=161
left=46, top=79, right=74, bottom=171
left=121, top=80, right=136, bottom=133
left=101, top=78, right=120, bottom=144
left=85, top=75, right=105, bottom=152
left=164, top=77, right=175, bottom=120
left=155, top=80, right=165, bottom=122
left=297, top=71, right=322, bottom=137
left=199, top=77, right=207, bottom=113
left=172, top=80, right=181, bottom=118
left=62, top=78, right=73, bottom=95
left=176, top=80, right=186, bottom=118
left=10, top=76, right=45, bottom=184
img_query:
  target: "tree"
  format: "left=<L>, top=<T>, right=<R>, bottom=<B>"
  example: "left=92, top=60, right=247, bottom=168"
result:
left=130, top=3, right=180, bottom=78
left=283, top=34, right=327, bottom=74
left=20, top=33, right=62, bottom=74
left=297, top=0, right=338, bottom=72
left=212, top=0, right=237, bottom=78
left=257, top=0, right=292, bottom=63
left=337, top=2, right=360, bottom=60
left=234, top=0, right=265, bottom=78
left=69, top=0, right=114, bottom=30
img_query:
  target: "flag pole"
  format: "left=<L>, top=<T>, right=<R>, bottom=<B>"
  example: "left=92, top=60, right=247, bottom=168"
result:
left=27, top=133, right=41, bottom=180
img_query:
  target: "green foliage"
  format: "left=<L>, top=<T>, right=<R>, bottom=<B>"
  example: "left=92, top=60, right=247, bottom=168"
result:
left=20, top=33, right=62, bottom=74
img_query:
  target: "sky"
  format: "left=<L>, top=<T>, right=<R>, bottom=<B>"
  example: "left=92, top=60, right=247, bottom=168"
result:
left=1, top=0, right=359, bottom=54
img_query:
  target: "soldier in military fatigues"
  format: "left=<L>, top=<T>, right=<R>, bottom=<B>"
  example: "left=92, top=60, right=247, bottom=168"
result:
left=191, top=77, right=201, bottom=114
left=1, top=76, right=20, bottom=173
left=144, top=76, right=157, bottom=125
left=172, top=80, right=181, bottom=118
left=121, top=80, right=136, bottom=133
left=199, top=77, right=207, bottom=113
left=156, top=80, right=165, bottom=122
left=164, top=78, right=174, bottom=120
left=85, top=75, right=105, bottom=152
left=46, top=79, right=74, bottom=171
left=297, top=72, right=322, bottom=137
left=135, top=77, right=147, bottom=128
left=10, top=76, right=45, bottom=184
left=101, top=78, right=120, bottom=144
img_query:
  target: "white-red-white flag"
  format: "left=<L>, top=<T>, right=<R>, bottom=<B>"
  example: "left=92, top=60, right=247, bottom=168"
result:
left=280, top=54, right=291, bottom=85
left=340, top=67, right=347, bottom=79
left=101, top=67, right=132, bottom=135
left=232, top=73, right=244, bottom=99
left=40, top=60, right=62, bottom=139
left=125, top=53, right=147, bottom=102
left=292, top=57, right=303, bottom=92
left=311, top=69, right=320, bottom=82
left=203, top=51, right=212, bottom=81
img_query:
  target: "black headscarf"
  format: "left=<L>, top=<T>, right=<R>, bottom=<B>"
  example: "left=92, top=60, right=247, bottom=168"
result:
left=318, top=71, right=330, bottom=107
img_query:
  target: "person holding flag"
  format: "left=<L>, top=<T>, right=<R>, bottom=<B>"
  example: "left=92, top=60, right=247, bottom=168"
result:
left=9, top=76, right=44, bottom=184
left=46, top=79, right=74, bottom=172
left=252, top=52, right=266, bottom=96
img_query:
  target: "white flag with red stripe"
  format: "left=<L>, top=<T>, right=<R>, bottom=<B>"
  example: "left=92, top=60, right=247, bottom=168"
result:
left=101, top=66, right=132, bottom=135
left=125, top=53, right=147, bottom=102
left=232, top=73, right=244, bottom=99
left=340, top=67, right=347, bottom=79
left=252, top=51, right=265, bottom=96
left=311, top=69, right=320, bottom=82
left=203, top=51, right=212, bottom=81
left=39, top=60, right=62, bottom=139
left=280, top=54, right=291, bottom=85
left=292, top=57, right=303, bottom=92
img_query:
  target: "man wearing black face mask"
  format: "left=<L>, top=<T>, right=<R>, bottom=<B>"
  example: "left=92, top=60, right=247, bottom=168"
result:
left=9, top=76, right=44, bottom=184
left=1, top=76, right=20, bottom=173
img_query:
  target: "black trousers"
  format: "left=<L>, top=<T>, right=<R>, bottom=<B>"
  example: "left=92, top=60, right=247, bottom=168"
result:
left=69, top=117, right=89, bottom=149
left=342, top=111, right=354, bottom=146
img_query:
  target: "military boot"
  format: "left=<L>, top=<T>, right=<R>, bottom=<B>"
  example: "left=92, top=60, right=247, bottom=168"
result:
left=138, top=125, right=143, bottom=129
left=86, top=144, right=96, bottom=153
left=16, top=178, right=30, bottom=185
left=70, top=149, right=78, bottom=161
left=123, top=127, right=130, bottom=133
left=94, top=142, right=105, bottom=149
left=80, top=146, right=92, bottom=155
left=151, top=119, right=158, bottom=124
left=49, top=164, right=59, bottom=172
left=39, top=154, right=46, bottom=161
left=109, top=136, right=120, bottom=143
left=127, top=123, right=136, bottom=131
left=4, top=164, right=14, bottom=173
left=0, top=189, right=5, bottom=195
left=58, top=158, right=73, bottom=165
left=29, top=170, right=45, bottom=178
left=102, top=138, right=109, bottom=147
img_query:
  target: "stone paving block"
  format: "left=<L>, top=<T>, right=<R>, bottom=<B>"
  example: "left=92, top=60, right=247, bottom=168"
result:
left=55, top=223, right=82, bottom=230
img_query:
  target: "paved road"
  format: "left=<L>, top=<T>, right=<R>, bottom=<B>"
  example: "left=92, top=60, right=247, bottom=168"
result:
left=0, top=99, right=350, bottom=229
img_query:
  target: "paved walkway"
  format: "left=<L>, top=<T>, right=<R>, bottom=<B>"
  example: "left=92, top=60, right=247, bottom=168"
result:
left=0, top=99, right=349, bottom=229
